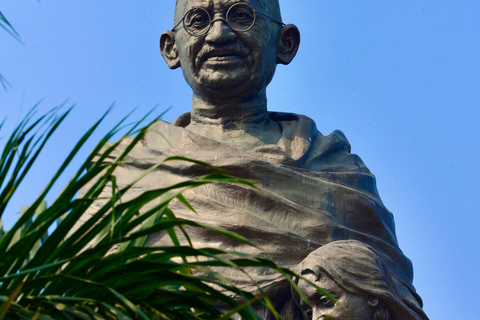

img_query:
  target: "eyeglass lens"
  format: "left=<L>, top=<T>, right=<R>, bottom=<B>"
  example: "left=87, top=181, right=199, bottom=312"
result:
left=227, top=3, right=255, bottom=32
left=184, top=3, right=255, bottom=36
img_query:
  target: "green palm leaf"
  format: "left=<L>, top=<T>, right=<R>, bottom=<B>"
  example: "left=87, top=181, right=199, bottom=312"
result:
left=0, top=11, right=20, bottom=42
left=0, top=106, right=316, bottom=320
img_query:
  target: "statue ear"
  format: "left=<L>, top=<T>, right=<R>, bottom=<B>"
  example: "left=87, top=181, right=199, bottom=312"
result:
left=367, top=296, right=379, bottom=308
left=160, top=31, right=180, bottom=69
left=277, top=24, right=300, bottom=65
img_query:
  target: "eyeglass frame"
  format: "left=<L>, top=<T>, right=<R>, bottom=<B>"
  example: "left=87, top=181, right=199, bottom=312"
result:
left=171, top=2, right=285, bottom=37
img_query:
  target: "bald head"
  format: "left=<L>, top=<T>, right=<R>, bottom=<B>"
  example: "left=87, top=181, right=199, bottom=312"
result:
left=173, top=0, right=282, bottom=25
left=255, top=0, right=282, bottom=20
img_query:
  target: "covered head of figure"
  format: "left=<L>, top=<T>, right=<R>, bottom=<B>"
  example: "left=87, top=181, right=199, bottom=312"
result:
left=293, top=240, right=428, bottom=320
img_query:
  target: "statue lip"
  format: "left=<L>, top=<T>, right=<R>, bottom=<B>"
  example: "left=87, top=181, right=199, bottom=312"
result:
left=198, top=47, right=248, bottom=62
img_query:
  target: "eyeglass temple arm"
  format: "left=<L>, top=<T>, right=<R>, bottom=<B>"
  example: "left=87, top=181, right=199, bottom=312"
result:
left=255, top=11, right=285, bottom=26
left=171, top=19, right=183, bottom=32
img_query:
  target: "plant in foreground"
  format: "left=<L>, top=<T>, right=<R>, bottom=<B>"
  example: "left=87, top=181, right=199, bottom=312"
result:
left=0, top=9, right=20, bottom=90
left=0, top=107, right=326, bottom=320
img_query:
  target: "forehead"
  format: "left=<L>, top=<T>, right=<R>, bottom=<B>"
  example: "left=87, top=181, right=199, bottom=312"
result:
left=298, top=272, right=342, bottom=298
left=176, top=0, right=270, bottom=15
left=174, top=0, right=281, bottom=26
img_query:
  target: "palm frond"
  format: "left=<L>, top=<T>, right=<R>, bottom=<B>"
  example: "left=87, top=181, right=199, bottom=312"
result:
left=0, top=73, right=12, bottom=91
left=0, top=10, right=22, bottom=43
left=0, top=106, right=314, bottom=319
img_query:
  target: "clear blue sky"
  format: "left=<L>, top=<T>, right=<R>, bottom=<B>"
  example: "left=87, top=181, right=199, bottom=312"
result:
left=1, top=1, right=479, bottom=319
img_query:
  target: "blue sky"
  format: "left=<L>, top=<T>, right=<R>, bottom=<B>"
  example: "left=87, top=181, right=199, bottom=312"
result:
left=1, top=1, right=479, bottom=319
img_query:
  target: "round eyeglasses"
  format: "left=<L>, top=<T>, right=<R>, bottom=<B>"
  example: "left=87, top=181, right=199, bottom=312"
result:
left=171, top=2, right=285, bottom=37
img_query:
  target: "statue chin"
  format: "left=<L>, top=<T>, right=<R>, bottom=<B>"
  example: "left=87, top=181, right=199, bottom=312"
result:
left=201, top=68, right=251, bottom=84
left=196, top=71, right=254, bottom=99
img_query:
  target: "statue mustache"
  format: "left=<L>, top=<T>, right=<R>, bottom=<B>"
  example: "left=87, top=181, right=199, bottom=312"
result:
left=197, top=45, right=249, bottom=61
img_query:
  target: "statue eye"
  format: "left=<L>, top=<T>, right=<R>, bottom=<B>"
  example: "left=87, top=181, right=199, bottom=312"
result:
left=229, top=9, right=252, bottom=21
left=319, top=296, right=335, bottom=308
left=192, top=16, right=204, bottom=23
left=233, top=11, right=245, bottom=18
left=303, top=308, right=313, bottom=319
left=184, top=8, right=210, bottom=31
left=187, top=14, right=206, bottom=26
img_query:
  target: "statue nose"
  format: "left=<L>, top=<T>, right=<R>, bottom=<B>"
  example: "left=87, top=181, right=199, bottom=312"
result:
left=205, top=19, right=237, bottom=44
left=312, top=308, right=329, bottom=320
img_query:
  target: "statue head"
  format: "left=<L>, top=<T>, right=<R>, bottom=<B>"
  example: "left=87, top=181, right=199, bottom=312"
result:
left=292, top=240, right=426, bottom=320
left=160, top=0, right=300, bottom=104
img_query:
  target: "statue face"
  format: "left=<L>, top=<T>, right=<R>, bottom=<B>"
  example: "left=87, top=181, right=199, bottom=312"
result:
left=297, top=271, right=374, bottom=320
left=173, top=0, right=282, bottom=101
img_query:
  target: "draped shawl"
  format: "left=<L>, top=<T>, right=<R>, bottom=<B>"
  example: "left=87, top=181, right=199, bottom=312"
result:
left=77, top=112, right=424, bottom=315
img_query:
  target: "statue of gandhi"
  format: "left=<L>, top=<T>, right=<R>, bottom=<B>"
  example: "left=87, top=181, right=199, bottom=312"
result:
left=79, top=1, right=428, bottom=318
left=160, top=0, right=300, bottom=151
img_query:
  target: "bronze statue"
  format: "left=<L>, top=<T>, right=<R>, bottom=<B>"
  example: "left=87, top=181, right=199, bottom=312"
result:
left=76, top=0, right=428, bottom=318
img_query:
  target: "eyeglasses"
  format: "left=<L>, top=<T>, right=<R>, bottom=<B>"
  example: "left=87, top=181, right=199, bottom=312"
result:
left=172, top=2, right=285, bottom=37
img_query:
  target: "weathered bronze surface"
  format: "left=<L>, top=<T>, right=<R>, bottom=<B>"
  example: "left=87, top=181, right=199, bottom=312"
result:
left=77, top=1, right=429, bottom=318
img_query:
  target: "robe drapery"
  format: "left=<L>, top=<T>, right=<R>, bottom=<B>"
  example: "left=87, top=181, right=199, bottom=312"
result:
left=78, top=112, right=424, bottom=314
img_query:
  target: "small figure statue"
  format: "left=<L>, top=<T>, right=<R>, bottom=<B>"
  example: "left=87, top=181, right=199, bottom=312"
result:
left=293, top=240, right=428, bottom=320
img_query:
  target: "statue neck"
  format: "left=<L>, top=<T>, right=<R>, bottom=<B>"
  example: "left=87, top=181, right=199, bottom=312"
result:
left=189, top=93, right=269, bottom=126
left=185, top=93, right=282, bottom=151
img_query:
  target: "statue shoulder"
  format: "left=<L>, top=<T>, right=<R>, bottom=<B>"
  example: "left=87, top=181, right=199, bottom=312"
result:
left=270, top=112, right=371, bottom=174
left=306, top=127, right=371, bottom=174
